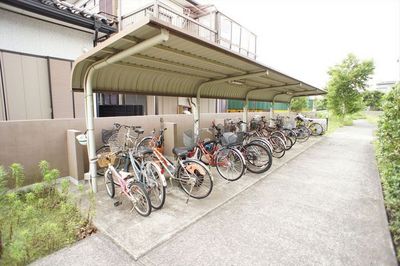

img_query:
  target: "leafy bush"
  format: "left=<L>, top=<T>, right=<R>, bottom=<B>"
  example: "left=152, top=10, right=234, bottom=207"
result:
left=290, top=97, right=308, bottom=112
left=362, top=90, right=385, bottom=111
left=376, top=84, right=400, bottom=259
left=0, top=161, right=96, bottom=265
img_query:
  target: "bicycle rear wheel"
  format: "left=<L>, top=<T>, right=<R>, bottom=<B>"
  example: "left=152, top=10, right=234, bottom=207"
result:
left=128, top=181, right=151, bottom=217
left=242, top=142, right=272, bottom=174
left=177, top=159, right=213, bottom=199
left=215, top=147, right=246, bottom=181
left=137, top=136, right=153, bottom=153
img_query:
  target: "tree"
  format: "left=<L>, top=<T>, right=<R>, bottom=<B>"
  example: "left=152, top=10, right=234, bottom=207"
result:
left=315, top=96, right=327, bottom=111
left=362, top=90, right=384, bottom=111
left=290, top=97, right=308, bottom=112
left=326, top=54, right=374, bottom=117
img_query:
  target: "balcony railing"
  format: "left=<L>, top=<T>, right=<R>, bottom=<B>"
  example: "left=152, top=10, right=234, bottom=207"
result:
left=121, top=2, right=257, bottom=59
left=121, top=2, right=217, bottom=42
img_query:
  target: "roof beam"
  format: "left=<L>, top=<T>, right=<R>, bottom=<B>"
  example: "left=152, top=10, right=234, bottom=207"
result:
left=121, top=35, right=247, bottom=73
left=245, top=83, right=302, bottom=102
left=102, top=47, right=228, bottom=78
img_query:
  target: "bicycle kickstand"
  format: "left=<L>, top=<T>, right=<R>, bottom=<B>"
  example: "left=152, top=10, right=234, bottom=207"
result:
left=186, top=184, right=194, bottom=204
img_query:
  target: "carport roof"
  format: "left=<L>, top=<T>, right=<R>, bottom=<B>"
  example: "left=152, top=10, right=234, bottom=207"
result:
left=72, top=17, right=325, bottom=103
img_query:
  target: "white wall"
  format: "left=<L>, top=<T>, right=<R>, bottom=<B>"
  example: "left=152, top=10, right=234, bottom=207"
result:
left=0, top=9, right=93, bottom=60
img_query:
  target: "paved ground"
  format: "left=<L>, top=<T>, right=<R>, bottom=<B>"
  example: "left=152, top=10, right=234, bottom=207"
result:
left=33, top=120, right=397, bottom=265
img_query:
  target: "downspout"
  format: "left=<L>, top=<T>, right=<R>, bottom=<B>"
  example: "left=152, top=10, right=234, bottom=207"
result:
left=83, top=29, right=169, bottom=192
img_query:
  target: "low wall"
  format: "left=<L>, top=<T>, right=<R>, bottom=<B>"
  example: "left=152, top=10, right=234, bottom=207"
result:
left=0, top=111, right=315, bottom=186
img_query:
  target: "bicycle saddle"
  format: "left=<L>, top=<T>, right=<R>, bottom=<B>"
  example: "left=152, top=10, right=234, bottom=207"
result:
left=135, top=128, right=144, bottom=134
left=172, top=146, right=194, bottom=157
left=119, top=171, right=132, bottom=180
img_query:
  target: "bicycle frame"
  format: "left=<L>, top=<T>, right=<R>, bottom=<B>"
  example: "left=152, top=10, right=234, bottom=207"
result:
left=108, top=164, right=136, bottom=202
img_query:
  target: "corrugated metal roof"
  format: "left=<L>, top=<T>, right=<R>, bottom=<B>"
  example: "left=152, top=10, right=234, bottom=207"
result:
left=72, top=17, right=325, bottom=103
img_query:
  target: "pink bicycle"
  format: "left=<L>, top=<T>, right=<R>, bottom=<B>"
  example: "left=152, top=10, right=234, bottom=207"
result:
left=99, top=153, right=152, bottom=217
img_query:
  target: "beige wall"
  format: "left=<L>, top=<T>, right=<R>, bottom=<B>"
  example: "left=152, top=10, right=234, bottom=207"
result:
left=0, top=112, right=270, bottom=186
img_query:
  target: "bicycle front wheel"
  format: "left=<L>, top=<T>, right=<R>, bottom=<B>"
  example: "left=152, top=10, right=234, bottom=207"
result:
left=296, top=126, right=310, bottom=142
left=215, top=148, right=246, bottom=181
left=309, top=123, right=324, bottom=136
left=104, top=168, right=115, bottom=198
left=177, top=159, right=213, bottom=199
left=242, top=142, right=273, bottom=174
left=268, top=136, right=286, bottom=158
left=128, top=181, right=151, bottom=217
left=143, top=162, right=166, bottom=210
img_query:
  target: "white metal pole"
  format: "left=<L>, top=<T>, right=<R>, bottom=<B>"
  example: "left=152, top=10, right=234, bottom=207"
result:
left=84, top=69, right=97, bottom=192
left=242, top=98, right=248, bottom=132
left=83, top=29, right=169, bottom=193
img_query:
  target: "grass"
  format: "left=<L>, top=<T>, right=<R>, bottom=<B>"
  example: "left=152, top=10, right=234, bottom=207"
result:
left=0, top=162, right=95, bottom=265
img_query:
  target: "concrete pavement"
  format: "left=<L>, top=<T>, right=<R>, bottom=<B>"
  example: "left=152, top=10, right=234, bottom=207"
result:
left=33, top=120, right=397, bottom=265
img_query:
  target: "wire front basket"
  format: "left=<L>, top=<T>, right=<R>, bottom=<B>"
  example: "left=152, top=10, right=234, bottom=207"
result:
left=220, top=132, right=244, bottom=146
left=108, top=132, right=125, bottom=153
left=97, top=153, right=116, bottom=168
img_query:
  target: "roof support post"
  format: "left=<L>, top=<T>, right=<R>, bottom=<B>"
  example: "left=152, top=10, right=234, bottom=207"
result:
left=242, top=98, right=248, bottom=131
left=83, top=29, right=169, bottom=193
left=194, top=71, right=267, bottom=139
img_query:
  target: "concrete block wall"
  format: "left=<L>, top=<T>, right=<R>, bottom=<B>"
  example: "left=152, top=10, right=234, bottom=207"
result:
left=0, top=111, right=316, bottom=186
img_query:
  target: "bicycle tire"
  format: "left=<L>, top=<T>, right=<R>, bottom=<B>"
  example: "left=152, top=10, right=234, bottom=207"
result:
left=283, top=128, right=297, bottom=146
left=177, top=159, right=213, bottom=199
left=309, top=122, right=324, bottom=136
left=242, top=142, right=272, bottom=174
left=215, top=147, right=246, bottom=181
left=143, top=161, right=166, bottom=210
left=104, top=169, right=115, bottom=198
left=128, top=181, right=151, bottom=217
left=268, top=136, right=286, bottom=158
left=136, top=136, right=153, bottom=153
left=296, top=126, right=310, bottom=142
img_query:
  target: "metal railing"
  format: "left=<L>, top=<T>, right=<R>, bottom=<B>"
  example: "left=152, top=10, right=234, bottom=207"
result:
left=121, top=2, right=257, bottom=59
left=121, top=2, right=217, bottom=43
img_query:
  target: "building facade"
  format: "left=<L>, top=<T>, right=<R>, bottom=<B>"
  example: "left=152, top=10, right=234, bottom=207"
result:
left=0, top=0, right=259, bottom=120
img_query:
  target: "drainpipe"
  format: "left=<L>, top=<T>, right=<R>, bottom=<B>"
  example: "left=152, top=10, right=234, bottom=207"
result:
left=83, top=29, right=169, bottom=192
left=242, top=94, right=250, bottom=132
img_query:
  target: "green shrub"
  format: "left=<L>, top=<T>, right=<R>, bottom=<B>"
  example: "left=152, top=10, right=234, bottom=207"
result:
left=0, top=161, right=95, bottom=265
left=376, top=84, right=400, bottom=260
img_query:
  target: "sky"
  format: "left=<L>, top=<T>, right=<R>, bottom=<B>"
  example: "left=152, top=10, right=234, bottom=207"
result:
left=206, top=0, right=400, bottom=89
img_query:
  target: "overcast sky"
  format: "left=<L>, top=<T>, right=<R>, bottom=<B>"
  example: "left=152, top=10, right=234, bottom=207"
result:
left=207, top=0, right=400, bottom=88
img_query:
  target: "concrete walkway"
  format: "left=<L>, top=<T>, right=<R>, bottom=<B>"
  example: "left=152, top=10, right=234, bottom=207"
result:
left=33, top=120, right=397, bottom=265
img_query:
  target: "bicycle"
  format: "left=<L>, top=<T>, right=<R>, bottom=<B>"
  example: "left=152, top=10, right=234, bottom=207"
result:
left=207, top=121, right=272, bottom=175
left=185, top=127, right=246, bottom=182
left=143, top=129, right=214, bottom=201
left=99, top=152, right=152, bottom=217
left=295, top=114, right=325, bottom=136
left=121, top=147, right=167, bottom=210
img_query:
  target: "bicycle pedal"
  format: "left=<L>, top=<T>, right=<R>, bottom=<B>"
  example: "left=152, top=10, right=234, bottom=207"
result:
left=114, top=201, right=122, bottom=207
